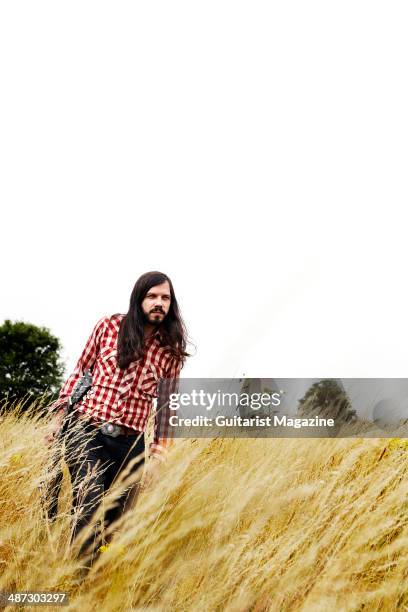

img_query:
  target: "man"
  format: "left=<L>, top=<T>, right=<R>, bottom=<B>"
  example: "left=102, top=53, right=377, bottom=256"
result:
left=44, top=271, right=188, bottom=563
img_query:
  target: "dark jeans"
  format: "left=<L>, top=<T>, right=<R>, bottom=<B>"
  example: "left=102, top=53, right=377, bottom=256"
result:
left=64, top=418, right=145, bottom=562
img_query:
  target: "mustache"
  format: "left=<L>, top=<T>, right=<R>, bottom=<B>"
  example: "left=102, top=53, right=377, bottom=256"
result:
left=151, top=308, right=165, bottom=314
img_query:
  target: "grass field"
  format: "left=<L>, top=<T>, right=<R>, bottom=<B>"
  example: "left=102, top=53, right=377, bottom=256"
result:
left=1, top=405, right=408, bottom=611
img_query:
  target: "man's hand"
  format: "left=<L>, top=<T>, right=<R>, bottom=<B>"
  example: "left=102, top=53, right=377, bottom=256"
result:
left=43, top=409, right=65, bottom=446
left=142, top=456, right=162, bottom=491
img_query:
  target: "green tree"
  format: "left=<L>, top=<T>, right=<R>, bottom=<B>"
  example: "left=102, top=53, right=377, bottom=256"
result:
left=0, top=319, right=65, bottom=410
left=298, top=379, right=357, bottom=423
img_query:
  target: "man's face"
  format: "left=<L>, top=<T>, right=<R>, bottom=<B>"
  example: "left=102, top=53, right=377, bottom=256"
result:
left=141, top=281, right=171, bottom=325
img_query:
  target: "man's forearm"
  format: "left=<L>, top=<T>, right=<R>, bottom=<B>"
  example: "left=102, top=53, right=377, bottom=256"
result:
left=54, top=407, right=66, bottom=423
left=49, top=396, right=69, bottom=412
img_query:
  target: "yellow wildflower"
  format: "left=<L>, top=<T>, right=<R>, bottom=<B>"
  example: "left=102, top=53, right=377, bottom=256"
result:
left=98, top=543, right=125, bottom=555
left=98, top=544, right=110, bottom=553
left=10, top=453, right=23, bottom=464
left=388, top=438, right=408, bottom=451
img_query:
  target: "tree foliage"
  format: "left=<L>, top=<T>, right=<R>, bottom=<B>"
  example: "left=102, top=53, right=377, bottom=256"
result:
left=0, top=319, right=65, bottom=410
left=298, top=379, right=357, bottom=423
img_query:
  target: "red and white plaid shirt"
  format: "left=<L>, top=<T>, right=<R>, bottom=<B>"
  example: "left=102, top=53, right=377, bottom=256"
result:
left=50, top=313, right=183, bottom=460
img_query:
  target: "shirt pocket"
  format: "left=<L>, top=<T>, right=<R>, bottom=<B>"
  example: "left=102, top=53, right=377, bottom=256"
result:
left=139, top=363, right=160, bottom=396
left=97, top=346, right=118, bottom=378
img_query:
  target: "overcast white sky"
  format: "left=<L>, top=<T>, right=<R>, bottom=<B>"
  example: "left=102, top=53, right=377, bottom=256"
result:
left=1, top=2, right=408, bottom=382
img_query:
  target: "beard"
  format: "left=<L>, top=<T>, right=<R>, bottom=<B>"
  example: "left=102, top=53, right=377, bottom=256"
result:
left=144, top=309, right=165, bottom=324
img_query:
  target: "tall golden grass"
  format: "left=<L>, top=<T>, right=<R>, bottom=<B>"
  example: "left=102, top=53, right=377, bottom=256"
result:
left=1, top=403, right=408, bottom=611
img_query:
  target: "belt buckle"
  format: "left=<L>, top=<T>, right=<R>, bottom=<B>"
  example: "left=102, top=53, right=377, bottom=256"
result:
left=100, top=422, right=122, bottom=438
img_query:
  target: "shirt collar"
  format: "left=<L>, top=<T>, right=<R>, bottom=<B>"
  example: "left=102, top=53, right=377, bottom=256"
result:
left=146, top=327, right=163, bottom=342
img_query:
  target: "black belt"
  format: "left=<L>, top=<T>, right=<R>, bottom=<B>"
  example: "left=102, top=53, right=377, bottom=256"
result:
left=78, top=414, right=139, bottom=438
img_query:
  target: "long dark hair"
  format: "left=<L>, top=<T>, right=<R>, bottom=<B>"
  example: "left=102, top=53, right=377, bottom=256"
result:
left=116, top=271, right=189, bottom=369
